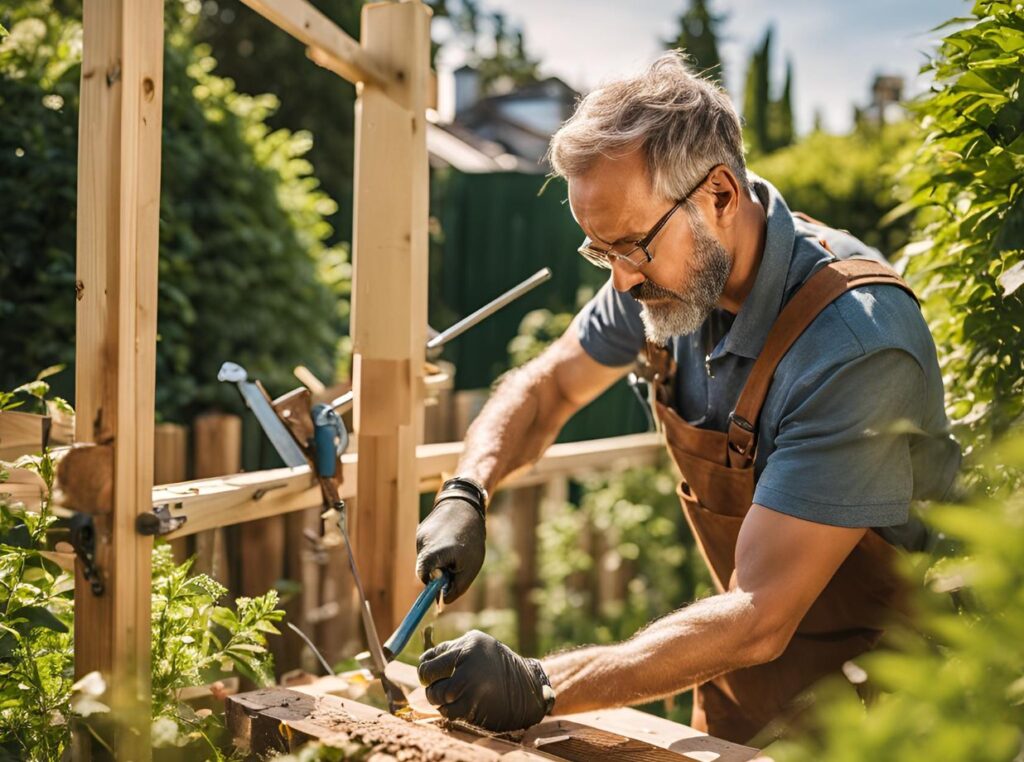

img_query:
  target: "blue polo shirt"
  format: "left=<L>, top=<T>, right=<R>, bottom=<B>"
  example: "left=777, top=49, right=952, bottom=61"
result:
left=578, top=175, right=960, bottom=534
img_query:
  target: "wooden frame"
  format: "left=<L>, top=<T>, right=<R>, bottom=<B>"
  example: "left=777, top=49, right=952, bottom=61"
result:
left=68, top=1, right=677, bottom=757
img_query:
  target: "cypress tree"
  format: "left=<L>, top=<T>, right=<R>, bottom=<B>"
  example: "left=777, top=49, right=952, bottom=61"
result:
left=770, top=57, right=795, bottom=149
left=666, top=0, right=726, bottom=84
left=743, top=28, right=772, bottom=155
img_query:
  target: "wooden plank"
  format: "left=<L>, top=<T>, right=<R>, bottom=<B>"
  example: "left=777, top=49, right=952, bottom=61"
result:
left=239, top=0, right=394, bottom=92
left=0, top=411, right=50, bottom=461
left=153, top=422, right=188, bottom=562
left=232, top=672, right=758, bottom=761
left=226, top=687, right=556, bottom=760
left=192, top=413, right=242, bottom=583
left=350, top=0, right=431, bottom=634
left=73, top=0, right=164, bottom=756
left=141, top=433, right=663, bottom=540
left=0, top=466, right=48, bottom=510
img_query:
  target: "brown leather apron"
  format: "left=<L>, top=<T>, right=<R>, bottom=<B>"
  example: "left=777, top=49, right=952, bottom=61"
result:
left=643, top=259, right=916, bottom=744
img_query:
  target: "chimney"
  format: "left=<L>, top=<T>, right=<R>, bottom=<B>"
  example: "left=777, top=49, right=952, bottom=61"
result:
left=454, top=65, right=481, bottom=118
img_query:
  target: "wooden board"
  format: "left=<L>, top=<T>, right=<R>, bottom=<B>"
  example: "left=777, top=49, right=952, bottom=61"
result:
left=227, top=674, right=760, bottom=762
left=239, top=0, right=393, bottom=90
left=73, top=0, right=165, bottom=756
left=0, top=411, right=50, bottom=461
left=350, top=0, right=432, bottom=634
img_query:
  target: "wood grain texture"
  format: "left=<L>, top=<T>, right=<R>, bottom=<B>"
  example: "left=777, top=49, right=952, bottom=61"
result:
left=73, top=0, right=164, bottom=755
left=351, top=0, right=431, bottom=634
left=0, top=411, right=49, bottom=461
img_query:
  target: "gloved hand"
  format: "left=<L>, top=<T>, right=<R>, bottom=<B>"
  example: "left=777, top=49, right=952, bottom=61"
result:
left=418, top=630, right=553, bottom=732
left=415, top=487, right=485, bottom=604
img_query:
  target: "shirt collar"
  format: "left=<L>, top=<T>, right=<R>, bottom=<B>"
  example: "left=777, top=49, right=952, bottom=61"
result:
left=719, top=174, right=796, bottom=360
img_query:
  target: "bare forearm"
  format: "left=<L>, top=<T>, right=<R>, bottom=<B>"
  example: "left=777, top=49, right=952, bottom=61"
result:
left=456, top=356, right=574, bottom=492
left=542, top=590, right=779, bottom=715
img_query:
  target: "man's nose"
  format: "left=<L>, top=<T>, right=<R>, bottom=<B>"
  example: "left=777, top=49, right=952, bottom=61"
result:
left=611, top=259, right=646, bottom=293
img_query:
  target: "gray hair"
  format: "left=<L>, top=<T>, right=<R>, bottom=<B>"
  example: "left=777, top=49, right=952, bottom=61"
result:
left=547, top=51, right=749, bottom=200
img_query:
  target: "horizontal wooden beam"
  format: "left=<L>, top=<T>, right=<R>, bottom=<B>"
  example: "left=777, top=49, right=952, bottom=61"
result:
left=154, top=433, right=663, bottom=539
left=240, top=0, right=395, bottom=91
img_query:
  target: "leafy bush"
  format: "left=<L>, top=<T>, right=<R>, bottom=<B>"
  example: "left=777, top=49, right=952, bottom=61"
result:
left=767, top=436, right=1024, bottom=762
left=894, top=0, right=1024, bottom=446
left=0, top=429, right=283, bottom=759
left=0, top=1, right=349, bottom=421
left=535, top=466, right=712, bottom=654
left=749, top=121, right=919, bottom=256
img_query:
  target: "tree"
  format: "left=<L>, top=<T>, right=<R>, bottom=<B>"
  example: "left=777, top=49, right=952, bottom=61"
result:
left=742, top=27, right=771, bottom=154
left=194, top=1, right=364, bottom=244
left=0, top=2, right=347, bottom=421
left=427, top=0, right=540, bottom=95
left=770, top=58, right=794, bottom=149
left=742, top=26, right=795, bottom=156
left=665, top=0, right=726, bottom=84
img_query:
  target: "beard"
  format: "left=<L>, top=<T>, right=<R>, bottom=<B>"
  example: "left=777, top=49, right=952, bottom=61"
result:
left=631, top=210, right=731, bottom=346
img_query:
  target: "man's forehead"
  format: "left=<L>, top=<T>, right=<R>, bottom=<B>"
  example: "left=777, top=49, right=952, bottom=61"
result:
left=568, top=156, right=658, bottom=244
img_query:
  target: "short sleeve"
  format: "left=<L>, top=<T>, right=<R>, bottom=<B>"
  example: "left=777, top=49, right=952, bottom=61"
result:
left=577, top=281, right=647, bottom=367
left=754, top=348, right=926, bottom=528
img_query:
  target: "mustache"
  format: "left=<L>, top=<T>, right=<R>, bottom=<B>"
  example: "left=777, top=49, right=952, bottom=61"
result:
left=630, top=279, right=683, bottom=302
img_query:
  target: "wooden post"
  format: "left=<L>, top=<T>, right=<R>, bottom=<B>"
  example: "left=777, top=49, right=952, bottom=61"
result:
left=153, top=423, right=189, bottom=562
left=351, top=0, right=431, bottom=633
left=73, top=0, right=164, bottom=755
left=511, top=485, right=543, bottom=656
left=192, top=413, right=242, bottom=584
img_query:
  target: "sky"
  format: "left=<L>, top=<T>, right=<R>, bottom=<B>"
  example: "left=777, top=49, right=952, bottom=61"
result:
left=434, top=0, right=967, bottom=135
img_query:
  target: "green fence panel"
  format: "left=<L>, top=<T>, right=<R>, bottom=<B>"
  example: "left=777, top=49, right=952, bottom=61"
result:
left=431, top=171, right=648, bottom=442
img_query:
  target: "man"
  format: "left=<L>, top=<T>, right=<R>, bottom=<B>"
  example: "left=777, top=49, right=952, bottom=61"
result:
left=414, top=52, right=960, bottom=745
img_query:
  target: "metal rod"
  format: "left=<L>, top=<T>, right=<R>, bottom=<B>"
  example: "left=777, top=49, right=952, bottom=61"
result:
left=287, top=622, right=335, bottom=676
left=426, top=267, right=552, bottom=350
left=329, top=268, right=552, bottom=412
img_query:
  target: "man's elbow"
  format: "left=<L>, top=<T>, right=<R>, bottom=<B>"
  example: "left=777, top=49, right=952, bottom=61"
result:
left=743, top=605, right=800, bottom=666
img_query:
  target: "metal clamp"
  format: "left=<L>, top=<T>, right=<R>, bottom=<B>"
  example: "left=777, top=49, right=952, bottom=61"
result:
left=69, top=513, right=104, bottom=596
left=136, top=504, right=187, bottom=536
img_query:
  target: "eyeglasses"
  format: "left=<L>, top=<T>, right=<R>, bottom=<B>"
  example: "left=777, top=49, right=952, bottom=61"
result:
left=577, top=167, right=714, bottom=270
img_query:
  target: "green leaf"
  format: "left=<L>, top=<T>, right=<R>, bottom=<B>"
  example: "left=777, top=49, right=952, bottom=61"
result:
left=10, top=606, right=69, bottom=634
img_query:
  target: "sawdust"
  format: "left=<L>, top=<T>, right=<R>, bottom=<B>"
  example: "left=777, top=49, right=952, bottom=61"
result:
left=308, top=697, right=500, bottom=762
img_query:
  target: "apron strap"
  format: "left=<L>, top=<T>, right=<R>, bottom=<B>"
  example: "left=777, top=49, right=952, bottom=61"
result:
left=726, top=259, right=918, bottom=466
left=640, top=340, right=677, bottom=407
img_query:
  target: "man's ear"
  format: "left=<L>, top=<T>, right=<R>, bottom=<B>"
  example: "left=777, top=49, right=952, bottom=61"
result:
left=706, top=165, right=741, bottom=223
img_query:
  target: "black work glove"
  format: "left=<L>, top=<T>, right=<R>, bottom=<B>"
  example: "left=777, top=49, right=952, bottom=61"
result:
left=418, top=630, right=553, bottom=732
left=415, top=484, right=486, bottom=604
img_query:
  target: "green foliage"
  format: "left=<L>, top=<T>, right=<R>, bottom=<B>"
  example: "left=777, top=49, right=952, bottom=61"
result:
left=507, top=309, right=572, bottom=367
left=0, top=392, right=283, bottom=759
left=427, top=0, right=540, bottom=94
left=750, top=120, right=920, bottom=255
left=0, top=2, right=348, bottom=421
left=666, top=0, right=726, bottom=83
left=536, top=466, right=712, bottom=653
left=742, top=27, right=795, bottom=156
left=895, top=0, right=1024, bottom=444
left=193, top=0, right=362, bottom=245
left=768, top=436, right=1024, bottom=762
left=0, top=453, right=73, bottom=762
left=149, top=544, right=282, bottom=756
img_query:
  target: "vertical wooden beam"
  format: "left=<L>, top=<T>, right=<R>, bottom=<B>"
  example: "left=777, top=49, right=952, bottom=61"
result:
left=511, top=485, right=543, bottom=656
left=351, top=0, right=431, bottom=633
left=74, top=0, right=163, bottom=756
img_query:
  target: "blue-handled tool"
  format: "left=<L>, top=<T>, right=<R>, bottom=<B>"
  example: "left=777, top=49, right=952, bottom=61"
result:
left=382, top=570, right=451, bottom=661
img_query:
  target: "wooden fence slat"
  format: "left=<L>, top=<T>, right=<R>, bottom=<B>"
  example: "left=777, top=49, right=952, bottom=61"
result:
left=192, top=413, right=242, bottom=583
left=153, top=423, right=188, bottom=562
left=73, top=0, right=164, bottom=755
